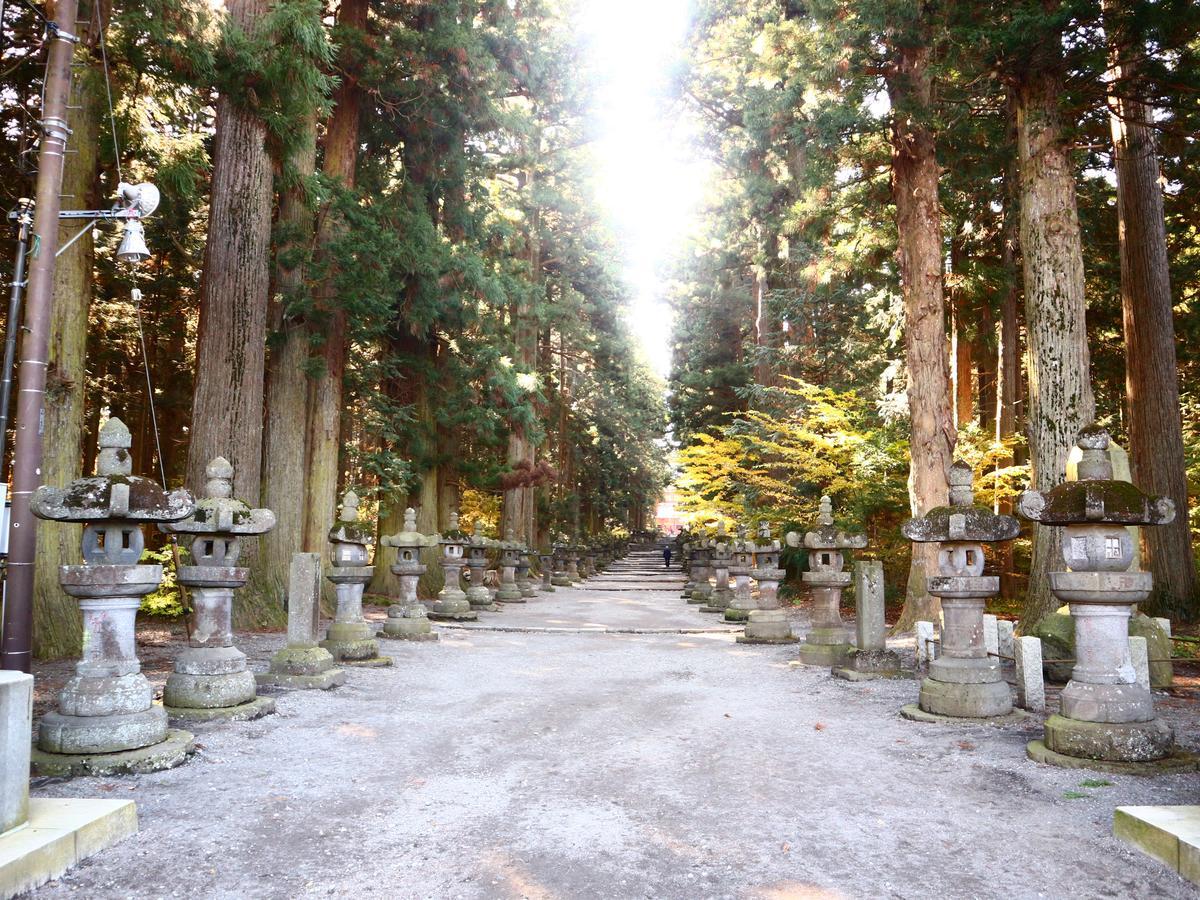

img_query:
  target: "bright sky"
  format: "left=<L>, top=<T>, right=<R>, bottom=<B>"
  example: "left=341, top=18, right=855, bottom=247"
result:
left=577, top=0, right=708, bottom=380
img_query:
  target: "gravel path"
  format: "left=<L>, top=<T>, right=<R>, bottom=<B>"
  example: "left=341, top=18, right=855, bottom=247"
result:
left=27, top=552, right=1200, bottom=899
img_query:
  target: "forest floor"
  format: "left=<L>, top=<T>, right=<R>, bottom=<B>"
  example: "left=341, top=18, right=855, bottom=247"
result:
left=26, top=551, right=1200, bottom=899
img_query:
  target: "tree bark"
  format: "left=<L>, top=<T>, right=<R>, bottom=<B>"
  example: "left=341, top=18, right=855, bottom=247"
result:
left=303, top=0, right=366, bottom=560
left=186, top=0, right=273, bottom=503
left=1014, top=50, right=1096, bottom=629
left=32, top=11, right=104, bottom=658
left=1104, top=2, right=1197, bottom=616
left=885, top=34, right=956, bottom=632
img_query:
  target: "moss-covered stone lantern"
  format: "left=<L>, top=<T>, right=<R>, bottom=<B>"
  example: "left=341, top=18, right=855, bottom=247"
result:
left=380, top=507, right=438, bottom=640
left=798, top=497, right=865, bottom=667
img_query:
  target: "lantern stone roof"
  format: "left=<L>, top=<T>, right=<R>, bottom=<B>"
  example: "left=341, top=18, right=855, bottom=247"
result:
left=162, top=456, right=275, bottom=536
left=803, top=496, right=867, bottom=551
left=382, top=508, right=433, bottom=548
left=903, top=461, right=1019, bottom=543
left=328, top=490, right=372, bottom=546
left=33, top=418, right=194, bottom=524
left=1017, top=426, right=1175, bottom=527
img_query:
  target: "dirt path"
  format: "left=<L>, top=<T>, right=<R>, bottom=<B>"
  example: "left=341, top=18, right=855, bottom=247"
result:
left=28, top=551, right=1200, bottom=899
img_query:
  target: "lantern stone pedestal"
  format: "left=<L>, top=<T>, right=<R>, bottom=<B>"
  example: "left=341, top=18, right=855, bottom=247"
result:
left=739, top=523, right=796, bottom=644
left=797, top=498, right=863, bottom=667
left=465, top=522, right=499, bottom=611
left=427, top=513, right=477, bottom=621
left=258, top=553, right=346, bottom=689
left=379, top=509, right=440, bottom=641
left=687, top=545, right=712, bottom=605
left=724, top=527, right=757, bottom=623
left=567, top=548, right=582, bottom=584
left=517, top=550, right=538, bottom=598
left=551, top=544, right=572, bottom=586
left=30, top=418, right=195, bottom=776
left=899, top=463, right=1020, bottom=721
left=539, top=553, right=555, bottom=592
left=699, top=524, right=733, bottom=614
left=320, top=492, right=391, bottom=666
left=1019, top=427, right=1197, bottom=771
left=496, top=532, right=524, bottom=603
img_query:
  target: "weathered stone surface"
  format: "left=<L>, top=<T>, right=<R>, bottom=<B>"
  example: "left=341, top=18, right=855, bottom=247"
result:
left=37, top=706, right=167, bottom=756
left=853, top=561, right=886, bottom=652
left=163, top=670, right=256, bottom=710
left=165, top=696, right=275, bottom=724
left=917, top=675, right=1012, bottom=719
left=1014, top=636, right=1045, bottom=712
left=1, top=671, right=33, bottom=835
left=900, top=704, right=1028, bottom=726
left=915, top=621, right=935, bottom=665
left=1028, top=740, right=1200, bottom=776
left=285, top=553, right=323, bottom=648
left=56, top=671, right=152, bottom=718
left=264, top=645, right=340, bottom=677
left=738, top=609, right=796, bottom=644
left=31, top=728, right=194, bottom=777
left=1113, top=806, right=1200, bottom=885
left=1044, top=713, right=1173, bottom=762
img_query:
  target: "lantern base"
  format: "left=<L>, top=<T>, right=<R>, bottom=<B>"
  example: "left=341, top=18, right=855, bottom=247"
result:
left=163, top=669, right=257, bottom=710
left=37, top=706, right=168, bottom=755
left=723, top=608, right=751, bottom=622
left=1026, top=739, right=1198, bottom=775
left=551, top=575, right=572, bottom=586
left=917, top=674, right=1012, bottom=718
left=426, top=606, right=478, bottom=621
left=539, top=583, right=556, bottom=593
left=737, top=609, right=797, bottom=644
left=165, top=696, right=275, bottom=723
left=31, top=728, right=194, bottom=777
left=797, top=641, right=852, bottom=667
left=1042, top=713, right=1174, bottom=763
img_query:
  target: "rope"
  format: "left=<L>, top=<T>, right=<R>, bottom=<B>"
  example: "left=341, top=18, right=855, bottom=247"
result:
left=96, top=2, right=122, bottom=185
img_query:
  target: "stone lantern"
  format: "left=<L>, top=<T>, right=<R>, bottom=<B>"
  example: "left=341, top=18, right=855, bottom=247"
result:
left=538, top=551, right=555, bottom=592
left=567, top=544, right=582, bottom=583
left=380, top=507, right=438, bottom=641
left=724, top=525, right=758, bottom=623
left=699, top=523, right=734, bottom=614
left=680, top=536, right=695, bottom=599
left=900, top=462, right=1020, bottom=721
left=584, top=546, right=599, bottom=578
left=30, top=418, right=195, bottom=775
left=495, top=529, right=525, bottom=602
left=319, top=491, right=391, bottom=666
left=798, top=497, right=866, bottom=666
left=428, top=512, right=476, bottom=620
left=1019, top=426, right=1187, bottom=768
left=739, top=521, right=796, bottom=644
left=465, top=521, right=499, bottom=612
left=688, top=534, right=713, bottom=605
left=161, top=457, right=280, bottom=720
left=516, top=547, right=538, bottom=598
left=551, top=541, right=572, bottom=587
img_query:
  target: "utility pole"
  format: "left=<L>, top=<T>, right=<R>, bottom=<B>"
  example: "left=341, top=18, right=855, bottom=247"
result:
left=0, top=0, right=80, bottom=672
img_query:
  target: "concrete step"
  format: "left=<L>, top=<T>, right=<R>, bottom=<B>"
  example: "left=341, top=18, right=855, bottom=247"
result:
left=1114, top=806, right=1200, bottom=886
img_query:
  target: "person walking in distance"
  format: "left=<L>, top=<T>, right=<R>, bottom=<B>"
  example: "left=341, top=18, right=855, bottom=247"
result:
left=663, top=544, right=673, bottom=569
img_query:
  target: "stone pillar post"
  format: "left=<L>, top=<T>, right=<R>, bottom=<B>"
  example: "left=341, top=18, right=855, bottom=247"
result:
left=465, top=521, right=499, bottom=611
left=1, top=671, right=33, bottom=834
left=901, top=462, right=1020, bottom=722
left=567, top=546, right=582, bottom=583
left=320, top=491, right=391, bottom=666
left=539, top=553, right=555, bottom=592
left=687, top=545, right=712, bottom=605
left=833, top=560, right=900, bottom=678
left=380, top=509, right=440, bottom=639
left=258, top=552, right=347, bottom=687
left=699, top=523, right=733, bottom=614
left=797, top=497, right=864, bottom=667
left=30, top=418, right=195, bottom=775
left=1019, top=426, right=1187, bottom=768
left=517, top=550, right=538, bottom=598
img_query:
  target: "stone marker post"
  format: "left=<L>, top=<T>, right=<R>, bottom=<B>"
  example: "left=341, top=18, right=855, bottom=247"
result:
left=162, top=457, right=279, bottom=720
left=1014, top=636, right=1045, bottom=712
left=724, top=526, right=758, bottom=623
left=738, top=522, right=796, bottom=644
left=699, top=523, right=734, bottom=614
left=31, top=418, right=195, bottom=775
left=1, top=671, right=33, bottom=834
left=380, top=509, right=439, bottom=640
left=258, top=553, right=347, bottom=688
left=1018, top=426, right=1192, bottom=770
left=320, top=491, right=391, bottom=666
left=427, top=512, right=477, bottom=620
left=798, top=497, right=866, bottom=667
left=496, top=530, right=524, bottom=602
left=680, top=536, right=695, bottom=598
left=832, top=559, right=900, bottom=679
left=465, top=521, right=499, bottom=611
left=900, top=461, right=1021, bottom=722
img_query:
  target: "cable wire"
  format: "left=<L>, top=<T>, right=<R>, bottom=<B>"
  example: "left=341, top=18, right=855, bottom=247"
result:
left=96, top=1, right=121, bottom=184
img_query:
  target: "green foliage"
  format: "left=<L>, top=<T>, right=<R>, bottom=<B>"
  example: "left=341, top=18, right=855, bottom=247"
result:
left=139, top=544, right=186, bottom=619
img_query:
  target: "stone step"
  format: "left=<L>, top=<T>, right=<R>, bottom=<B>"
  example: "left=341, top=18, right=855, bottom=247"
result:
left=1113, top=806, right=1200, bottom=886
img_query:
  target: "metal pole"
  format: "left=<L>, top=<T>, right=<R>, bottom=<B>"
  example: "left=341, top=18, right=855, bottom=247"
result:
left=0, top=4, right=79, bottom=672
left=0, top=199, right=34, bottom=476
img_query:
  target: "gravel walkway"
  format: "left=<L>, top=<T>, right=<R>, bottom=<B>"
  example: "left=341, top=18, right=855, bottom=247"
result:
left=26, top=552, right=1200, bottom=899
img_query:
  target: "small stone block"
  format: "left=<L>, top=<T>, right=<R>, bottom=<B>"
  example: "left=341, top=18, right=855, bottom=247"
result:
left=997, top=620, right=1015, bottom=661
left=983, top=614, right=999, bottom=659
left=1113, top=806, right=1200, bottom=881
left=1014, top=636, right=1045, bottom=712
left=1, top=671, right=33, bottom=835
left=915, top=621, right=935, bottom=665
left=0, top=798, right=137, bottom=900
left=1130, top=636, right=1150, bottom=693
